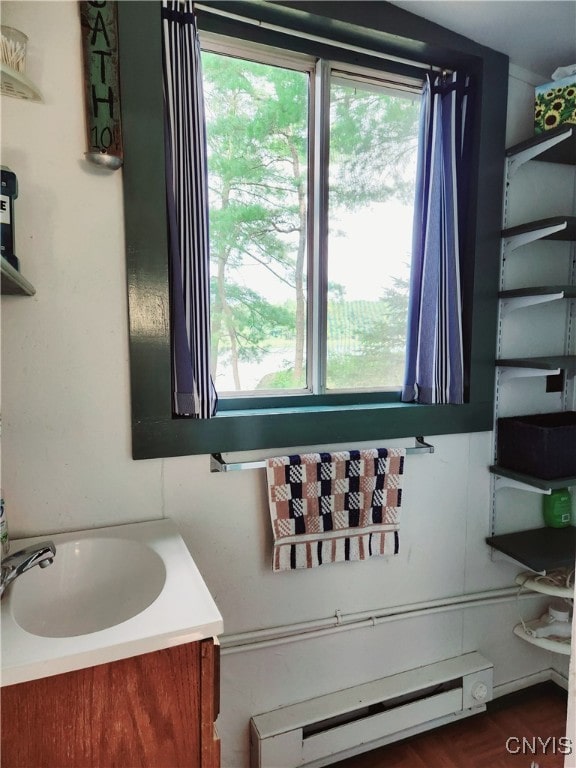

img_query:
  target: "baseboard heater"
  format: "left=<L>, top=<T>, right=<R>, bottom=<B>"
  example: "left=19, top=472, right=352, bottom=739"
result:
left=250, top=651, right=493, bottom=768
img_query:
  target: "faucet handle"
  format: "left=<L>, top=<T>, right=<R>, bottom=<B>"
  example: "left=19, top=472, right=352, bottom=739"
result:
left=20, top=541, right=55, bottom=556
left=0, top=540, right=56, bottom=598
left=2, top=540, right=56, bottom=567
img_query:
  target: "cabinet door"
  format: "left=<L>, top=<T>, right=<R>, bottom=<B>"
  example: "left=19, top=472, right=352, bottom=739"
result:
left=201, top=637, right=221, bottom=768
left=1, top=640, right=219, bottom=768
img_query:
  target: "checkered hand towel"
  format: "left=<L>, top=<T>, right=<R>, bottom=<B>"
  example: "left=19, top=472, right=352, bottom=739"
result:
left=266, top=448, right=406, bottom=572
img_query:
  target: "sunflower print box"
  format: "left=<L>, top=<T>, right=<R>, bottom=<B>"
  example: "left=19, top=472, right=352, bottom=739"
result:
left=535, top=74, right=576, bottom=134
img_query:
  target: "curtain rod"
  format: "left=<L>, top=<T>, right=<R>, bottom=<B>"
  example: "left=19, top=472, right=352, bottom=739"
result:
left=210, top=437, right=434, bottom=472
left=194, top=3, right=443, bottom=74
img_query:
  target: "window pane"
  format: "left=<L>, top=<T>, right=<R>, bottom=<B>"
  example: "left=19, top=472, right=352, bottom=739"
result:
left=326, top=76, right=420, bottom=390
left=202, top=51, right=309, bottom=394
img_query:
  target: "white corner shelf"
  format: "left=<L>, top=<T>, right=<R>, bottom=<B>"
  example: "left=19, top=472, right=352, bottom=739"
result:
left=513, top=569, right=573, bottom=654
left=513, top=621, right=572, bottom=655
left=515, top=570, right=575, bottom=598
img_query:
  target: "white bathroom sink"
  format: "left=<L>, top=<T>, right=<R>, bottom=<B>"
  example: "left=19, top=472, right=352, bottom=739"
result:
left=1, top=519, right=223, bottom=686
left=12, top=537, right=167, bottom=637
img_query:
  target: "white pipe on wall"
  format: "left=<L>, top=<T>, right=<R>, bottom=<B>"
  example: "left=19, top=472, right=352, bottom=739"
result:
left=221, top=587, right=540, bottom=654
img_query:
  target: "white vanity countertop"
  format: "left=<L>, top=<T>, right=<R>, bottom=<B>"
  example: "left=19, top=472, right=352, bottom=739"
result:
left=1, top=519, right=223, bottom=686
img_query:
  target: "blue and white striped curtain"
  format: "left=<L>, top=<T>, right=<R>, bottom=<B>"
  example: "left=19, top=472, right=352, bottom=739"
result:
left=162, top=0, right=217, bottom=417
left=402, top=71, right=472, bottom=405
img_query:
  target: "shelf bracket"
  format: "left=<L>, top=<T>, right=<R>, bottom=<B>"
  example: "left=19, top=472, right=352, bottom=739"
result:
left=489, top=547, right=547, bottom=572
left=494, top=476, right=552, bottom=494
left=507, top=127, right=574, bottom=178
left=500, top=293, right=565, bottom=317
left=502, top=221, right=567, bottom=255
left=498, top=366, right=561, bottom=384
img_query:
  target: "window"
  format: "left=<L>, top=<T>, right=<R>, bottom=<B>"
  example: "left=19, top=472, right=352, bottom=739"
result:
left=118, top=1, right=508, bottom=459
left=202, top=41, right=421, bottom=402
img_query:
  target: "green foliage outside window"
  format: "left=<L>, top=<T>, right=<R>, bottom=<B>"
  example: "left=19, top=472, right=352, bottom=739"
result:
left=202, top=49, right=420, bottom=395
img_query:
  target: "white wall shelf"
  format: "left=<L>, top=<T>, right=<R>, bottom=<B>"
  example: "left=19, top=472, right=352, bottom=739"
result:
left=0, top=60, right=42, bottom=102
left=0, top=61, right=42, bottom=102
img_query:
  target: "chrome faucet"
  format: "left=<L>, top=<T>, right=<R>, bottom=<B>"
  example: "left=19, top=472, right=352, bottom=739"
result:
left=0, top=541, right=56, bottom=598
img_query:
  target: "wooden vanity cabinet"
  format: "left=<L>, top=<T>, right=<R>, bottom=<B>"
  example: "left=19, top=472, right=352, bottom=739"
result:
left=1, top=637, right=220, bottom=768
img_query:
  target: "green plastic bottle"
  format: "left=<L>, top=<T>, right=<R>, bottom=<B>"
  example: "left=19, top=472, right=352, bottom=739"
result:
left=542, top=488, right=572, bottom=528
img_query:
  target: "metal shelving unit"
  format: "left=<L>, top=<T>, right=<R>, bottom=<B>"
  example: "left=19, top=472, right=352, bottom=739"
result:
left=488, top=125, right=576, bottom=574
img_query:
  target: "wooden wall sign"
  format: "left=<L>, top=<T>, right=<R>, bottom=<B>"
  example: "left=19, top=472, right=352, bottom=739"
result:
left=79, top=1, right=123, bottom=169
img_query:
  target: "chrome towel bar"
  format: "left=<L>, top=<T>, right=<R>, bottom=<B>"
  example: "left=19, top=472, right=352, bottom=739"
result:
left=210, top=437, right=434, bottom=473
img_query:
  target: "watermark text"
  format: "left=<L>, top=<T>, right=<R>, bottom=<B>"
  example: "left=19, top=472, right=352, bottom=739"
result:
left=506, top=736, right=572, bottom=756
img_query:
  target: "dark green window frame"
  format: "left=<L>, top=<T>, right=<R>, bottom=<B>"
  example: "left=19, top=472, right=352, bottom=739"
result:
left=118, top=1, right=508, bottom=460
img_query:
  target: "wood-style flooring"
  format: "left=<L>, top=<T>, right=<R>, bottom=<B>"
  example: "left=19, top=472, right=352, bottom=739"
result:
left=331, top=683, right=569, bottom=768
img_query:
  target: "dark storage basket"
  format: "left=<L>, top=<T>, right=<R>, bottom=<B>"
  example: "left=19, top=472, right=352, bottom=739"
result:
left=497, top=411, right=576, bottom=480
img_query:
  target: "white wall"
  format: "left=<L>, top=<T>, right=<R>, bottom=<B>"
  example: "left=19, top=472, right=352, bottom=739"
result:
left=1, top=5, right=571, bottom=768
